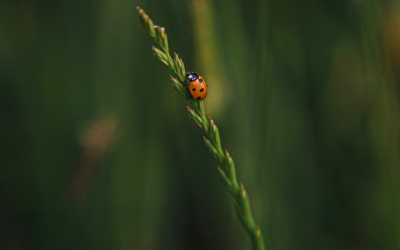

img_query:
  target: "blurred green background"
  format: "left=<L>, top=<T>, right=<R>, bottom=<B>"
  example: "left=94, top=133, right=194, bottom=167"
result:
left=1, top=0, right=400, bottom=249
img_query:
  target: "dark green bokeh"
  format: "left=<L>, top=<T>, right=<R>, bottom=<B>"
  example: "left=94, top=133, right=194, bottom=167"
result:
left=1, top=0, right=399, bottom=249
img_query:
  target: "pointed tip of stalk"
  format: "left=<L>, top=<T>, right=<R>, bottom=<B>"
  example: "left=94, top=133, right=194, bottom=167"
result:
left=136, top=7, right=146, bottom=25
left=239, top=182, right=247, bottom=198
left=203, top=136, right=211, bottom=145
left=210, top=118, right=216, bottom=126
left=225, top=149, right=232, bottom=159
left=186, top=106, right=191, bottom=111
left=136, top=6, right=144, bottom=15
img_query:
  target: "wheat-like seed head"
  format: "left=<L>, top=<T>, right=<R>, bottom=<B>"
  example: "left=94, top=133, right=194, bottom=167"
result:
left=136, top=6, right=265, bottom=250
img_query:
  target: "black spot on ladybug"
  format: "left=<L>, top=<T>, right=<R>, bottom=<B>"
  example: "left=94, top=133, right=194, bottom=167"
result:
left=196, top=96, right=201, bottom=100
left=192, top=88, right=196, bottom=91
left=200, top=88, right=204, bottom=92
left=198, top=78, right=203, bottom=83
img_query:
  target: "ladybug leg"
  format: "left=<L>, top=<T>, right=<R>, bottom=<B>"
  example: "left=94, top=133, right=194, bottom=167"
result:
left=186, top=95, right=193, bottom=101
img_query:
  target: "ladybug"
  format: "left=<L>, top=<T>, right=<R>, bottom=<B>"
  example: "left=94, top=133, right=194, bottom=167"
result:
left=185, top=72, right=208, bottom=101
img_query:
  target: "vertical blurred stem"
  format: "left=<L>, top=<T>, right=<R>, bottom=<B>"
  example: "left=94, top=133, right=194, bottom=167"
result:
left=191, top=0, right=226, bottom=117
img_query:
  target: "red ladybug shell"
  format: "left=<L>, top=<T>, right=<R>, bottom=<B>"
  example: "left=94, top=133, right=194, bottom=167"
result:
left=189, top=76, right=208, bottom=101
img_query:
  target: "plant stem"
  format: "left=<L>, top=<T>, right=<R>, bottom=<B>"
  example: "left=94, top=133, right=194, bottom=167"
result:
left=136, top=7, right=265, bottom=250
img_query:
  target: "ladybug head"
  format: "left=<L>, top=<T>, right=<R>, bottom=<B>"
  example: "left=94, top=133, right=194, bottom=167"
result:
left=186, top=72, right=199, bottom=81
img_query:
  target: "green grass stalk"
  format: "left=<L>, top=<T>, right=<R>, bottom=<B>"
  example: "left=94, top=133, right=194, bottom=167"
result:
left=136, top=7, right=265, bottom=250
